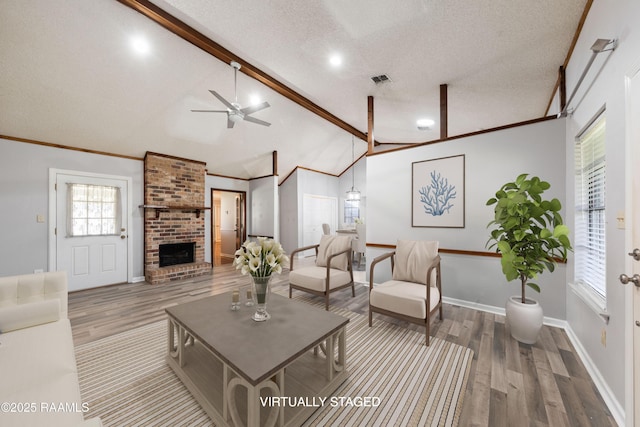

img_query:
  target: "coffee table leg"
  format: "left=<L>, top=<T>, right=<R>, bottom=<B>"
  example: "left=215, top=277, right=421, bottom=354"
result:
left=223, top=365, right=229, bottom=422
left=324, top=327, right=347, bottom=381
left=167, top=319, right=186, bottom=367
left=226, top=371, right=283, bottom=427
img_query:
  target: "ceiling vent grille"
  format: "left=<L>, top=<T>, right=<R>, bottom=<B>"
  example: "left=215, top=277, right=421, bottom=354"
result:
left=371, top=74, right=391, bottom=84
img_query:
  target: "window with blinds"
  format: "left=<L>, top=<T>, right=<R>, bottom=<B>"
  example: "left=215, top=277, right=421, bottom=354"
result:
left=574, top=113, right=606, bottom=302
left=344, top=200, right=360, bottom=225
left=67, top=183, right=122, bottom=237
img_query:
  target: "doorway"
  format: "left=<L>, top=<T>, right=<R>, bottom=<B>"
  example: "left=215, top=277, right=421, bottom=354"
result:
left=211, top=189, right=246, bottom=266
left=49, top=169, right=132, bottom=291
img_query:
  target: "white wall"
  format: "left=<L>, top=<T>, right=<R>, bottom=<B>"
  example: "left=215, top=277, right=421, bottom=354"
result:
left=0, top=138, right=144, bottom=278
left=249, top=176, right=279, bottom=240
left=338, top=156, right=367, bottom=226
left=278, top=168, right=341, bottom=255
left=556, top=0, right=640, bottom=422
left=366, top=118, right=567, bottom=319
left=278, top=172, right=298, bottom=255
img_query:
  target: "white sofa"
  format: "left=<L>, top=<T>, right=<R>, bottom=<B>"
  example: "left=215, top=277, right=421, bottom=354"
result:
left=0, top=271, right=102, bottom=427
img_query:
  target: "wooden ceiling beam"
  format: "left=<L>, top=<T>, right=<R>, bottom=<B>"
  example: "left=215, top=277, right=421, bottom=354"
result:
left=116, top=0, right=367, bottom=142
left=440, top=84, right=448, bottom=139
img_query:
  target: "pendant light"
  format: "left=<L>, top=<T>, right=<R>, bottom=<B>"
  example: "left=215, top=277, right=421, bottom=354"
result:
left=346, top=135, right=361, bottom=201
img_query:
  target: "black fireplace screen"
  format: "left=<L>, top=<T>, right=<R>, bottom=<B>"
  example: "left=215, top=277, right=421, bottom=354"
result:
left=159, top=242, right=195, bottom=267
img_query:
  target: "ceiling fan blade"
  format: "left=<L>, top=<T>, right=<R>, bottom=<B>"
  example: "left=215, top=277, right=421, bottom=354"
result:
left=240, top=101, right=270, bottom=115
left=209, top=90, right=237, bottom=111
left=191, top=109, right=228, bottom=113
left=227, top=117, right=235, bottom=129
left=243, top=115, right=271, bottom=127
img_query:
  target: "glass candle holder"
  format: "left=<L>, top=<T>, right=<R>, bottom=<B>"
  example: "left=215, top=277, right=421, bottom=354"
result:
left=231, top=290, right=241, bottom=311
left=245, top=286, right=255, bottom=306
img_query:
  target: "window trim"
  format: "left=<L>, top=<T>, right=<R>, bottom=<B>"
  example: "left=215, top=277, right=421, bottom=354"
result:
left=573, top=107, right=607, bottom=311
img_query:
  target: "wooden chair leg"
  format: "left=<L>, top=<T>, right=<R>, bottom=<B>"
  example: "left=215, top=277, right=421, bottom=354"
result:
left=439, top=304, right=443, bottom=320
left=289, top=286, right=292, bottom=298
left=325, top=294, right=329, bottom=311
left=425, top=318, right=431, bottom=346
left=351, top=282, right=355, bottom=297
left=368, top=309, right=372, bottom=327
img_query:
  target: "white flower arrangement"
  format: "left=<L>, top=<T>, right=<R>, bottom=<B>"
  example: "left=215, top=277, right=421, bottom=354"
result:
left=233, top=237, right=290, bottom=278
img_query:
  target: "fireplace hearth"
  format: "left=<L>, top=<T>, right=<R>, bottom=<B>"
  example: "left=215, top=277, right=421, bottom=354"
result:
left=159, top=242, right=195, bottom=267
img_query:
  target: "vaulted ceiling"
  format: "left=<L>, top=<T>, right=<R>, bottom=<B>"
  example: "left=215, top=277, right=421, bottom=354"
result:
left=0, top=0, right=588, bottom=181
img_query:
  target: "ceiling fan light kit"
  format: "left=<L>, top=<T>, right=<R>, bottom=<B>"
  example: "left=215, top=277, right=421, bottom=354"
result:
left=191, top=60, right=271, bottom=128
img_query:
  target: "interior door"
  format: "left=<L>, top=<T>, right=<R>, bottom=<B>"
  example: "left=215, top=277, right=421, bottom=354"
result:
left=302, top=194, right=337, bottom=255
left=55, top=172, right=128, bottom=291
left=211, top=189, right=245, bottom=265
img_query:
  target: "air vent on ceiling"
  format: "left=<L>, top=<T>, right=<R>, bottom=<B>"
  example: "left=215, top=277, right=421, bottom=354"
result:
left=371, top=74, right=391, bottom=84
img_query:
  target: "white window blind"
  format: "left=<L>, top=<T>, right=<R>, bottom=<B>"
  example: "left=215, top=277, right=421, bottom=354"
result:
left=66, top=183, right=122, bottom=237
left=574, top=114, right=606, bottom=299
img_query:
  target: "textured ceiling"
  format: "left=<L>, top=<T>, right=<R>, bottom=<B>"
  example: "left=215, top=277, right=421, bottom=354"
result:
left=0, top=0, right=587, bottom=181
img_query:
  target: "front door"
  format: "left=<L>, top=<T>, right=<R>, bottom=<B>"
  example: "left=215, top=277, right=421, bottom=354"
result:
left=52, top=170, right=129, bottom=291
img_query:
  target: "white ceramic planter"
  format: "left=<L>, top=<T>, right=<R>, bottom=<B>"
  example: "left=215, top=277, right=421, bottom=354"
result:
left=505, top=295, right=543, bottom=344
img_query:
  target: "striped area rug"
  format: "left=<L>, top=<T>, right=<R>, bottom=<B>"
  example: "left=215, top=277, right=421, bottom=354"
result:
left=75, top=302, right=473, bottom=427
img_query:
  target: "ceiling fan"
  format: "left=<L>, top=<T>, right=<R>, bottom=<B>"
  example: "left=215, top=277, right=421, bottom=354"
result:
left=191, top=61, right=271, bottom=128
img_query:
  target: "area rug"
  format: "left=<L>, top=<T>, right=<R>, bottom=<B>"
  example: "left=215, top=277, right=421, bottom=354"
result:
left=75, top=302, right=473, bottom=427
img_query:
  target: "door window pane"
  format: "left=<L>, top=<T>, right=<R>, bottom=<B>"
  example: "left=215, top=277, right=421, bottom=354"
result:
left=66, top=183, right=121, bottom=237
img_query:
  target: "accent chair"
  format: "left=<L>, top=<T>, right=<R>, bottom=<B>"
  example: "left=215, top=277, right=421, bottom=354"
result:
left=368, top=240, right=443, bottom=345
left=289, top=235, right=355, bottom=310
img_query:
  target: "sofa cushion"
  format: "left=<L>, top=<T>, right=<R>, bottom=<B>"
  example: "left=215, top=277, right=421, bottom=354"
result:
left=392, top=240, right=439, bottom=286
left=0, top=319, right=86, bottom=426
left=0, top=271, right=68, bottom=317
left=370, top=280, right=441, bottom=319
left=315, top=235, right=352, bottom=271
left=290, top=266, right=352, bottom=292
left=0, top=299, right=60, bottom=333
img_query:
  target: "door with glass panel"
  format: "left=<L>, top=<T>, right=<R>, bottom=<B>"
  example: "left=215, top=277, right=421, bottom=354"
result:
left=55, top=172, right=128, bottom=291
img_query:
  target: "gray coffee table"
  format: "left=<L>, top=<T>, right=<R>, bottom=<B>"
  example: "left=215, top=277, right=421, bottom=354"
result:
left=165, top=292, right=349, bottom=427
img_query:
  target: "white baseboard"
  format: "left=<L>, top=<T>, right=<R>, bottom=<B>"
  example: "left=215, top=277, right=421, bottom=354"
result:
left=131, top=276, right=146, bottom=283
left=442, top=296, right=625, bottom=426
left=442, top=296, right=565, bottom=327
left=563, top=324, right=626, bottom=426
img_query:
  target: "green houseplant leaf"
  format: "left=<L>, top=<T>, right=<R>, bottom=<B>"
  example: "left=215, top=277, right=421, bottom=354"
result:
left=486, top=174, right=572, bottom=303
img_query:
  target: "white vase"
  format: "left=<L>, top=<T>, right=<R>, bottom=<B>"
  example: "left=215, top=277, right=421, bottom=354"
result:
left=505, top=295, right=543, bottom=344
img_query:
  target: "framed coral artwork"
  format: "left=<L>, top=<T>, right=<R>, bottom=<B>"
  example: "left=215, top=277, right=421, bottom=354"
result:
left=412, top=154, right=465, bottom=228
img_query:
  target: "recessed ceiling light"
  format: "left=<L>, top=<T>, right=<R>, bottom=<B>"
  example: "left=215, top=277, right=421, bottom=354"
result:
left=329, top=54, right=342, bottom=67
left=130, top=36, right=150, bottom=56
left=417, top=118, right=435, bottom=130
left=249, top=94, right=262, bottom=105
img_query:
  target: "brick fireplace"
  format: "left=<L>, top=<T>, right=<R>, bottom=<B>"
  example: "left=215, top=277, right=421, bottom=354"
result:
left=143, top=152, right=211, bottom=284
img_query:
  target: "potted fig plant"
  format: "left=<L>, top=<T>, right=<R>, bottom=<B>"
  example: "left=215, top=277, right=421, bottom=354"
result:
left=486, top=174, right=572, bottom=344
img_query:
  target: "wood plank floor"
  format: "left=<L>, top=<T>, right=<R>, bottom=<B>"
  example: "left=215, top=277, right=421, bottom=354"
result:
left=68, top=261, right=617, bottom=427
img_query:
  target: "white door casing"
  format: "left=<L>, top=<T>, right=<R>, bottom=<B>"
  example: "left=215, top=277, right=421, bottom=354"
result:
left=49, top=169, right=132, bottom=291
left=625, top=61, right=640, bottom=427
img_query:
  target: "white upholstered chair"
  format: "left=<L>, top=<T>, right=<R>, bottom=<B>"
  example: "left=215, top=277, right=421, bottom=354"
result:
left=368, top=240, right=443, bottom=345
left=289, top=235, right=355, bottom=310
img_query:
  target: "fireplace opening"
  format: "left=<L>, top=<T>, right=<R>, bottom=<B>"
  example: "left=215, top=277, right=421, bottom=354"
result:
left=159, top=242, right=195, bottom=267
